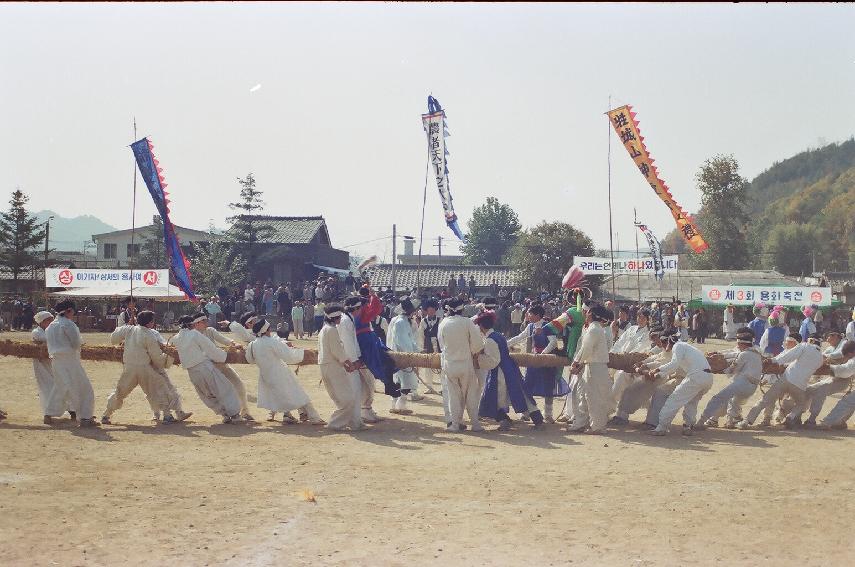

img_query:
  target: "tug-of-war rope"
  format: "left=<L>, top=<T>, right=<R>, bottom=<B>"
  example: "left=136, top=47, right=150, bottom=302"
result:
left=0, top=339, right=832, bottom=376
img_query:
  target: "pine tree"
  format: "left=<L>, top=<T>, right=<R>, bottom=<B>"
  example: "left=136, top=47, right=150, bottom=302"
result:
left=0, top=190, right=47, bottom=285
left=226, top=173, right=273, bottom=273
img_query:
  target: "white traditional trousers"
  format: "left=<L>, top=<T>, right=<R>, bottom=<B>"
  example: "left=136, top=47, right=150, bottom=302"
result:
left=820, top=391, right=855, bottom=427
left=46, top=353, right=94, bottom=419
left=744, top=379, right=806, bottom=425
left=611, top=370, right=635, bottom=410
left=573, top=362, right=612, bottom=431
left=103, top=363, right=164, bottom=417
left=187, top=361, right=241, bottom=417
left=213, top=363, right=250, bottom=414
left=442, top=360, right=480, bottom=428
left=656, top=371, right=713, bottom=430
left=615, top=378, right=659, bottom=420
left=699, top=377, right=757, bottom=423
left=802, top=378, right=850, bottom=421
left=320, top=363, right=362, bottom=430
left=357, top=368, right=376, bottom=411
left=32, top=359, right=57, bottom=414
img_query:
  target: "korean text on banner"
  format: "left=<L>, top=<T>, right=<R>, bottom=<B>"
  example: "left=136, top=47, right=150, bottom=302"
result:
left=702, top=285, right=831, bottom=307
left=607, top=105, right=708, bottom=253
left=574, top=256, right=678, bottom=275
left=46, top=269, right=169, bottom=288
left=421, top=96, right=465, bottom=241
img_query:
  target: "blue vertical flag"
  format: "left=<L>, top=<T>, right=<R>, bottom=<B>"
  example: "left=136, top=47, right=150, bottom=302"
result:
left=421, top=96, right=466, bottom=241
left=130, top=138, right=197, bottom=301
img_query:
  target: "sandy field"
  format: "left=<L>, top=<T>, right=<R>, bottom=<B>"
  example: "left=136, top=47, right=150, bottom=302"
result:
left=1, top=332, right=854, bottom=566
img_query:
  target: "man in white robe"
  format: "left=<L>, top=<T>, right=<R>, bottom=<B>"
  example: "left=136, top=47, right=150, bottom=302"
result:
left=647, top=333, right=713, bottom=436
left=44, top=300, right=98, bottom=427
left=32, top=311, right=69, bottom=419
left=318, top=305, right=364, bottom=431
left=339, top=296, right=382, bottom=424
left=197, top=321, right=254, bottom=421
left=568, top=305, right=613, bottom=434
left=170, top=313, right=243, bottom=423
left=387, top=298, right=419, bottom=415
left=817, top=342, right=855, bottom=429
left=438, top=297, right=485, bottom=432
left=245, top=318, right=324, bottom=424
left=102, top=311, right=192, bottom=425
left=738, top=335, right=824, bottom=430
left=723, top=305, right=737, bottom=341
left=609, top=308, right=652, bottom=417
left=696, top=328, right=762, bottom=429
left=799, top=332, right=851, bottom=426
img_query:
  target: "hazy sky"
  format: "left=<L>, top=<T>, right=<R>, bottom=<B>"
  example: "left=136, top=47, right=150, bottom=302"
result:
left=2, top=3, right=854, bottom=261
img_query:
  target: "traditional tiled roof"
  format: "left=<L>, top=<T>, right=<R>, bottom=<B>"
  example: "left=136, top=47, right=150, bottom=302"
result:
left=822, top=272, right=855, bottom=288
left=366, top=264, right=520, bottom=290
left=604, top=269, right=806, bottom=302
left=229, top=216, right=329, bottom=245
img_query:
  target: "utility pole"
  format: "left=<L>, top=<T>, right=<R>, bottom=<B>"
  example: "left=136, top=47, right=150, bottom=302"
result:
left=391, top=224, right=397, bottom=292
left=433, top=235, right=443, bottom=261
left=43, top=215, right=54, bottom=268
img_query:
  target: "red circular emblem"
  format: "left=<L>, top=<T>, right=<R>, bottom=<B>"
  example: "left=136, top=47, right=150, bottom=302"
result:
left=810, top=291, right=822, bottom=303
left=58, top=269, right=74, bottom=286
left=143, top=271, right=159, bottom=286
left=708, top=288, right=721, bottom=301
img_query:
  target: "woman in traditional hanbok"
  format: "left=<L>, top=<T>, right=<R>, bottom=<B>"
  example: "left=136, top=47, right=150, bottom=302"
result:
left=507, top=304, right=570, bottom=423
left=245, top=319, right=325, bottom=425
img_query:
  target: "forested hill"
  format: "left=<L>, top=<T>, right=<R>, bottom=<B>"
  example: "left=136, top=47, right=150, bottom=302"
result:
left=747, top=138, right=855, bottom=215
left=662, top=138, right=855, bottom=274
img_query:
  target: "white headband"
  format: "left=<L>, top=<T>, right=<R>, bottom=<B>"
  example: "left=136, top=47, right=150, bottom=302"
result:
left=192, top=315, right=207, bottom=325
left=245, top=316, right=258, bottom=327
left=449, top=305, right=465, bottom=313
left=255, top=320, right=270, bottom=336
left=34, top=311, right=54, bottom=324
left=326, top=310, right=343, bottom=319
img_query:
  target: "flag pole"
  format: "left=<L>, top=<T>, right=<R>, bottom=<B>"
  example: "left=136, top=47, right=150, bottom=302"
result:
left=634, top=208, right=641, bottom=304
left=607, top=95, right=617, bottom=302
left=416, top=133, right=429, bottom=296
left=129, top=118, right=138, bottom=308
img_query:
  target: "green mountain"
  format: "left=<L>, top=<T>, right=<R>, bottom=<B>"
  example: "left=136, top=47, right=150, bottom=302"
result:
left=662, top=139, right=855, bottom=275
left=34, top=210, right=117, bottom=252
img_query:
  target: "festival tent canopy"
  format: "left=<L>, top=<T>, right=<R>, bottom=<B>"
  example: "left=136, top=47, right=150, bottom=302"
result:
left=48, top=284, right=189, bottom=302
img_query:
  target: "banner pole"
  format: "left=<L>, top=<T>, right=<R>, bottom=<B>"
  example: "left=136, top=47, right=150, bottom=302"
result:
left=634, top=209, right=641, bottom=304
left=607, top=95, right=616, bottom=302
left=129, top=118, right=138, bottom=307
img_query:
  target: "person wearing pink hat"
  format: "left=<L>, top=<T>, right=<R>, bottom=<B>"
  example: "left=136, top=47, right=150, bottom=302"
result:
left=800, top=305, right=818, bottom=343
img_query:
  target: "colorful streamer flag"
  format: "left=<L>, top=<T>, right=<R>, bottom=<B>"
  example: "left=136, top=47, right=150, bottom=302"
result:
left=636, top=223, right=665, bottom=280
left=130, top=138, right=197, bottom=301
left=421, top=96, right=465, bottom=241
left=607, top=105, right=708, bottom=253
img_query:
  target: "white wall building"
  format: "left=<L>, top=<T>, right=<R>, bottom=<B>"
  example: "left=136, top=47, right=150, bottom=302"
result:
left=92, top=221, right=211, bottom=268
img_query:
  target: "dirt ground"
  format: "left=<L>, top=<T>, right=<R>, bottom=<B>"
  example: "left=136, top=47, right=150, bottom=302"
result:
left=1, top=332, right=854, bottom=566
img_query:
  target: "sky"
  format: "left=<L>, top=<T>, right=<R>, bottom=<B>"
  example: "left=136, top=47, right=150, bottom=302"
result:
left=2, top=2, right=855, bottom=262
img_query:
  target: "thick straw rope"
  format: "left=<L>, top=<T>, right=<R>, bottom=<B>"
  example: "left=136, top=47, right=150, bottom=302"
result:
left=0, top=339, right=830, bottom=375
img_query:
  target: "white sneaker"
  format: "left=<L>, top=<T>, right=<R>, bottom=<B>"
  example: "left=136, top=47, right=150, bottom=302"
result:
left=736, top=420, right=750, bottom=430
